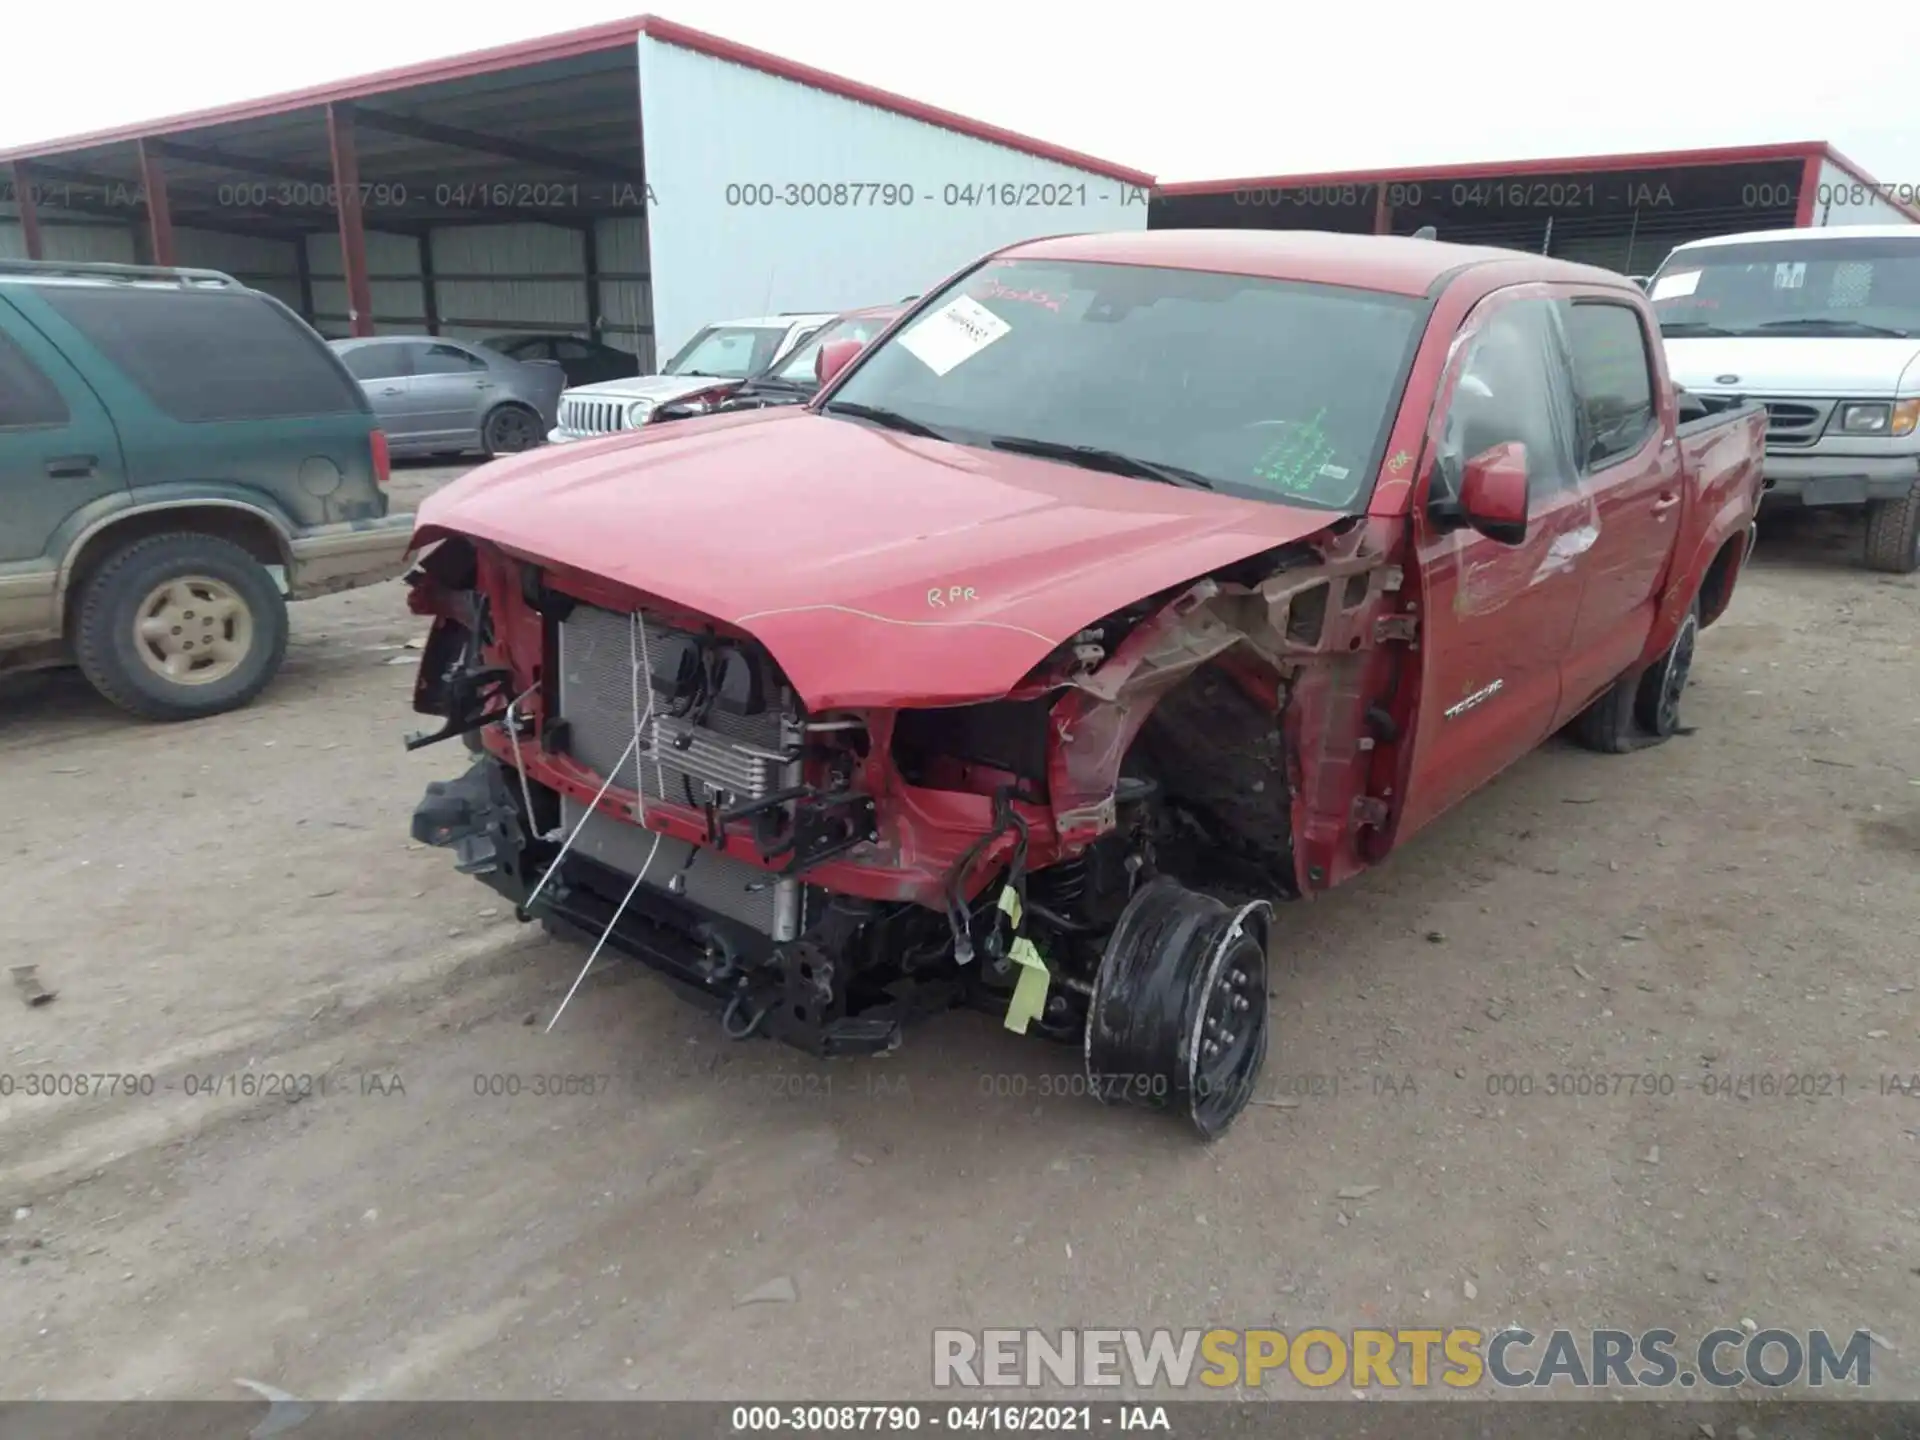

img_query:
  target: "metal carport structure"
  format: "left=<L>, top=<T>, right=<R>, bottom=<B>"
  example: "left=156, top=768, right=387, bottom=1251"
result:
left=0, top=16, right=1153, bottom=368
left=1151, top=142, right=1919, bottom=275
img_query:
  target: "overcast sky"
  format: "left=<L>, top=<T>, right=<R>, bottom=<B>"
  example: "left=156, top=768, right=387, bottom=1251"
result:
left=4, top=0, right=1918, bottom=184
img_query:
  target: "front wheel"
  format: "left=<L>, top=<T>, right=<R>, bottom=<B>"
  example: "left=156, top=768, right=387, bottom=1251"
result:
left=73, top=532, right=289, bottom=722
left=1084, top=880, right=1271, bottom=1141
left=482, top=404, right=543, bottom=457
left=1864, top=482, right=1920, bottom=574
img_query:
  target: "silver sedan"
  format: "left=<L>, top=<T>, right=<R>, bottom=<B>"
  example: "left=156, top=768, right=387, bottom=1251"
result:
left=330, top=336, right=565, bottom=457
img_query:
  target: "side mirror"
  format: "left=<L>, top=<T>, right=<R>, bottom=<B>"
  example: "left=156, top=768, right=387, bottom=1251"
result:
left=815, top=338, right=863, bottom=388
left=1628, top=274, right=1652, bottom=293
left=1458, top=442, right=1530, bottom=545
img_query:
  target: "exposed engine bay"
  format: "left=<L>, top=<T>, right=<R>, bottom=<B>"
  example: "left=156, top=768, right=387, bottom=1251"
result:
left=403, top=520, right=1411, bottom=1138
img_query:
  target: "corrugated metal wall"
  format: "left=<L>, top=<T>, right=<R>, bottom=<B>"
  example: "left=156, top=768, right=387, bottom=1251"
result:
left=308, top=227, right=425, bottom=336
left=636, top=35, right=1148, bottom=360
left=296, top=218, right=650, bottom=357
left=174, top=228, right=302, bottom=309
left=1811, top=160, right=1917, bottom=227
left=0, top=216, right=138, bottom=263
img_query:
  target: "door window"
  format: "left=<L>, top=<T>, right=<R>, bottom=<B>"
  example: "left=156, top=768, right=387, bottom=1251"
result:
left=341, top=344, right=411, bottom=381
left=1433, top=296, right=1582, bottom=504
left=412, top=343, right=489, bottom=376
left=0, top=329, right=70, bottom=429
left=1563, top=301, right=1657, bottom=468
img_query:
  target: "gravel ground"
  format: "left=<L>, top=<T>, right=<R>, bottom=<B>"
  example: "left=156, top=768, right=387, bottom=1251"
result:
left=1, top=471, right=1915, bottom=1404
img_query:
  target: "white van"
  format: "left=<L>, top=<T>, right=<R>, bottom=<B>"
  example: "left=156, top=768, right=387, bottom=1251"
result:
left=1647, top=225, right=1920, bottom=572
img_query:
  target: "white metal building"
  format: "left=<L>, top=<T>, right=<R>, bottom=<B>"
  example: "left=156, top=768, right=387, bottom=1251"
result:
left=0, top=16, right=1152, bottom=367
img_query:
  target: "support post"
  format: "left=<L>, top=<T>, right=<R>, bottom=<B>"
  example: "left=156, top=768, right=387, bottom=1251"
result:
left=326, top=103, right=375, bottom=337
left=1372, top=185, right=1392, bottom=236
left=10, top=162, right=45, bottom=259
left=580, top=221, right=602, bottom=338
left=294, top=234, right=315, bottom=324
left=136, top=140, right=175, bottom=266
left=418, top=233, right=439, bottom=335
left=1795, top=154, right=1822, bottom=227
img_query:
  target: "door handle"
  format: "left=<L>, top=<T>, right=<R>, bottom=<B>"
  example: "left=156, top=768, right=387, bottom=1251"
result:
left=474, top=381, right=495, bottom=390
left=380, top=386, right=404, bottom=395
left=45, top=454, right=97, bottom=478
left=1652, top=492, right=1681, bottom=512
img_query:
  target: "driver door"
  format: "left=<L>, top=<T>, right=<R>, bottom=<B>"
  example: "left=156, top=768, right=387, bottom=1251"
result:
left=1396, top=287, right=1598, bottom=840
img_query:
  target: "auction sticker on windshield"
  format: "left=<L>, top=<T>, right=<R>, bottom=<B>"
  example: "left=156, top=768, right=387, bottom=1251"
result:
left=898, top=294, right=1012, bottom=376
left=1649, top=271, right=1699, bottom=300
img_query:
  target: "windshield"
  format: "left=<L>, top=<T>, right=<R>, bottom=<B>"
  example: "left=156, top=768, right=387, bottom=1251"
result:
left=770, top=313, right=898, bottom=385
left=1650, top=235, right=1920, bottom=338
left=662, top=325, right=786, bottom=379
left=821, top=260, right=1425, bottom=511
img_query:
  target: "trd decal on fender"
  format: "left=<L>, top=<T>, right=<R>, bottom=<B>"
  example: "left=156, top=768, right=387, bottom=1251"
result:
left=1444, top=679, right=1504, bottom=720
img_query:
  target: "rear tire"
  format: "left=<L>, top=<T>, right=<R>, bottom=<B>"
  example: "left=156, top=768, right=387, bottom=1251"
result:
left=73, top=532, right=288, bottom=722
left=1633, top=599, right=1699, bottom=738
left=1570, top=674, right=1638, bottom=753
left=1570, top=597, right=1699, bottom=753
left=1864, top=481, right=1920, bottom=574
left=482, top=404, right=543, bottom=457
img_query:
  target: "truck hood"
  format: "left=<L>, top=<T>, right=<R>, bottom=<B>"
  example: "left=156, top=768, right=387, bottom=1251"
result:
left=1664, top=335, right=1920, bottom=397
left=415, top=410, right=1340, bottom=708
left=560, top=373, right=736, bottom=405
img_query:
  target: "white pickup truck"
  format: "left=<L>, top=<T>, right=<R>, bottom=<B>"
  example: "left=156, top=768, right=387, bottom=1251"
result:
left=1648, top=224, right=1920, bottom=572
left=546, top=312, right=836, bottom=442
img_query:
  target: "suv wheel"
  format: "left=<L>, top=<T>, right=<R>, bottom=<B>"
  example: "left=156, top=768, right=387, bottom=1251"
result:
left=74, top=533, right=289, bottom=721
left=1864, top=481, right=1920, bottom=574
left=482, top=404, right=542, bottom=456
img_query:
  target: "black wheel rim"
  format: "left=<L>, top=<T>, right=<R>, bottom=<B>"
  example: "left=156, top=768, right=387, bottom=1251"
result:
left=1187, top=906, right=1269, bottom=1137
left=1658, top=613, right=1698, bottom=734
left=490, top=410, right=538, bottom=452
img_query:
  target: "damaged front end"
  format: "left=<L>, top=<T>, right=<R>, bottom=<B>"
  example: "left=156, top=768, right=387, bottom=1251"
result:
left=402, top=517, right=1414, bottom=1138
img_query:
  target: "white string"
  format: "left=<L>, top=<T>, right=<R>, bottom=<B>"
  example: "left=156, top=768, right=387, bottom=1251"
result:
left=502, top=685, right=543, bottom=839
left=519, top=729, right=639, bottom=914
left=545, top=610, right=664, bottom=1034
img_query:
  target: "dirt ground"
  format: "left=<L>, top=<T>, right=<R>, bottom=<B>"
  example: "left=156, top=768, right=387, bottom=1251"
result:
left=1, top=465, right=1916, bottom=1405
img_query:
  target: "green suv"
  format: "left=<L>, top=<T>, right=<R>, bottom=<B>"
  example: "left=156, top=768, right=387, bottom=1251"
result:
left=0, top=260, right=413, bottom=720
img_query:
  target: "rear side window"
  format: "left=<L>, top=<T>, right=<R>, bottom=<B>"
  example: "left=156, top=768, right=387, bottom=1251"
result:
left=0, top=328, right=70, bottom=429
left=340, top=344, right=411, bottom=381
left=413, top=343, right=488, bottom=376
left=1564, top=302, right=1657, bottom=467
left=35, top=285, right=365, bottom=422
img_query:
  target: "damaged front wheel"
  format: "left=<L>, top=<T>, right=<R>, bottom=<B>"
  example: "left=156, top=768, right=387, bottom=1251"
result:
left=1084, top=880, right=1271, bottom=1140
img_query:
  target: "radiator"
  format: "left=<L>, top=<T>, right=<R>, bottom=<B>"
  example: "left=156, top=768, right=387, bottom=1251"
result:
left=556, top=602, right=802, bottom=939
left=559, top=795, right=797, bottom=939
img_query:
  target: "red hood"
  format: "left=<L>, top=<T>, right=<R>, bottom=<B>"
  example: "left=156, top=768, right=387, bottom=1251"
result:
left=415, top=410, right=1336, bottom=708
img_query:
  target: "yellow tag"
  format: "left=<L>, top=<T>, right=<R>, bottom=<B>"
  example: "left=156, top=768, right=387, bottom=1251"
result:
left=997, top=886, right=1023, bottom=927
left=1003, top=936, right=1049, bottom=1034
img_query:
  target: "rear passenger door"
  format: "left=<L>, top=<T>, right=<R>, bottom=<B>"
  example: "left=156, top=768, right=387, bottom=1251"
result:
left=1555, top=295, right=1680, bottom=721
left=407, top=342, right=495, bottom=445
left=339, top=342, right=416, bottom=437
left=0, top=300, right=127, bottom=637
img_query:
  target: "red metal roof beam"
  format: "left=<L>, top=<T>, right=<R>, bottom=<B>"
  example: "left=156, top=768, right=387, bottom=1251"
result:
left=10, top=163, right=45, bottom=259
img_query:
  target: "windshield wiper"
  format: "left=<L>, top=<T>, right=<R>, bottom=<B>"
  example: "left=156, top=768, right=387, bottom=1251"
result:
left=1659, top=321, right=1741, bottom=337
left=986, top=436, right=1216, bottom=490
left=821, top=401, right=950, bottom=440
left=1748, top=317, right=1913, bottom=339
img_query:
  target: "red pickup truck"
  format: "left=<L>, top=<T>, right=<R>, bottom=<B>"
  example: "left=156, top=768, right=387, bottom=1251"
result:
left=404, top=231, right=1765, bottom=1139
